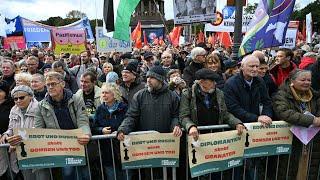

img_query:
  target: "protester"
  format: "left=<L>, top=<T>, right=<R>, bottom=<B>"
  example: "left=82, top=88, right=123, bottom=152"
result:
left=0, top=85, right=49, bottom=179
left=26, top=56, right=41, bottom=75
left=98, top=62, right=113, bottom=82
left=183, top=47, right=206, bottom=87
left=167, top=69, right=186, bottom=97
left=52, top=61, right=79, bottom=93
left=34, top=72, right=91, bottom=179
left=272, top=69, right=320, bottom=179
left=93, top=83, right=129, bottom=180
left=31, top=74, right=47, bottom=101
left=1, top=59, right=16, bottom=90
left=205, top=53, right=226, bottom=88
left=14, top=72, right=32, bottom=87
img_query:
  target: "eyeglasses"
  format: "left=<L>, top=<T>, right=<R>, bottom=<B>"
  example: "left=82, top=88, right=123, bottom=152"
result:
left=27, top=63, right=37, bottom=66
left=162, top=56, right=171, bottom=59
left=14, top=96, right=26, bottom=101
left=46, top=81, right=62, bottom=88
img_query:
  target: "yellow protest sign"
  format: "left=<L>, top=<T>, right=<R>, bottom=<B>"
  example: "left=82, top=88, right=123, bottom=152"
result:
left=120, top=133, right=180, bottom=169
left=51, top=29, right=86, bottom=55
left=244, top=121, right=293, bottom=158
left=188, top=130, right=245, bottom=178
left=13, top=128, right=85, bottom=169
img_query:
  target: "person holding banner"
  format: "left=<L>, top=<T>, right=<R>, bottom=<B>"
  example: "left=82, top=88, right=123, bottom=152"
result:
left=273, top=69, right=320, bottom=180
left=34, top=72, right=91, bottom=180
left=180, top=68, right=245, bottom=138
left=1, top=85, right=49, bottom=179
left=93, top=83, right=130, bottom=180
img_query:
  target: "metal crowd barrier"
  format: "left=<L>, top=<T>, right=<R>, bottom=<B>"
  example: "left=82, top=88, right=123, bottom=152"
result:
left=0, top=126, right=319, bottom=180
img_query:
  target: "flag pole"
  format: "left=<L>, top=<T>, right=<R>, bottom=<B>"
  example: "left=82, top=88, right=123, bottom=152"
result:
left=152, top=0, right=169, bottom=36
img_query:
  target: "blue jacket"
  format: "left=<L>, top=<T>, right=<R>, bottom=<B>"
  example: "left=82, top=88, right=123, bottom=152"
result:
left=223, top=72, right=273, bottom=123
left=93, top=101, right=128, bottom=165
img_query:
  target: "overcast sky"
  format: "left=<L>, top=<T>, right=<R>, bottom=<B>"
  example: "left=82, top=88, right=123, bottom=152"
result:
left=0, top=0, right=316, bottom=21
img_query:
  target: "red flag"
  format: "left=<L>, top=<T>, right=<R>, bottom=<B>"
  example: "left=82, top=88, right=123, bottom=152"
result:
left=217, top=32, right=232, bottom=48
left=197, top=30, right=205, bottom=43
left=131, top=21, right=142, bottom=48
left=159, top=37, right=164, bottom=46
left=169, top=26, right=181, bottom=47
left=143, top=30, right=148, bottom=46
left=153, top=37, right=159, bottom=45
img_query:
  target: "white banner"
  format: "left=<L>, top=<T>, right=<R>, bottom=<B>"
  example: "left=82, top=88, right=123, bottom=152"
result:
left=174, top=0, right=217, bottom=24
left=96, top=27, right=132, bottom=53
left=306, top=13, right=312, bottom=44
left=280, top=28, right=298, bottom=49
left=204, top=13, right=253, bottom=33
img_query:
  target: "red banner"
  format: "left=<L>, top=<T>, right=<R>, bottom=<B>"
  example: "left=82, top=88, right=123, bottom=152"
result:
left=3, top=36, right=26, bottom=50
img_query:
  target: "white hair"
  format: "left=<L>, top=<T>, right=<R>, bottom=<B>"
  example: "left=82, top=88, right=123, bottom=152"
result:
left=241, top=55, right=259, bottom=67
left=190, top=47, right=206, bottom=60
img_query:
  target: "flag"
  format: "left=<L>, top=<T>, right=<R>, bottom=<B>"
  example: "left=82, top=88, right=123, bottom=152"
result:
left=113, top=0, right=141, bottom=41
left=306, top=13, right=312, bottom=44
left=197, top=30, right=205, bottom=43
left=0, top=14, right=7, bottom=37
left=143, top=30, right=148, bottom=46
left=159, top=37, right=164, bottom=46
left=131, top=21, right=142, bottom=49
left=217, top=32, right=232, bottom=48
left=103, top=0, right=114, bottom=31
left=169, top=26, right=182, bottom=47
left=239, top=0, right=296, bottom=56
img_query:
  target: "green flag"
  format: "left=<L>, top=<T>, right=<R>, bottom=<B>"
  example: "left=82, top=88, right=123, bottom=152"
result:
left=113, top=0, right=141, bottom=41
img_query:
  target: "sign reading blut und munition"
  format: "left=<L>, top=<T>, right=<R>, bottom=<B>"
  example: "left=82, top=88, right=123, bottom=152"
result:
left=51, top=29, right=86, bottom=55
left=244, top=121, right=293, bottom=158
left=188, top=130, right=245, bottom=178
left=120, top=133, right=180, bottom=169
left=13, top=128, right=86, bottom=169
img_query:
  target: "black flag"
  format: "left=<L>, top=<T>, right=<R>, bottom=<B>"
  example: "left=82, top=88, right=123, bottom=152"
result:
left=103, top=0, right=114, bottom=31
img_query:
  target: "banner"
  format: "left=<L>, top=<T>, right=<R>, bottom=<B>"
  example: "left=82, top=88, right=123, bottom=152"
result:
left=174, top=0, right=217, bottom=24
left=244, top=121, right=293, bottom=158
left=4, top=16, right=24, bottom=36
left=60, top=17, right=94, bottom=41
left=120, top=133, right=180, bottom=169
left=188, top=130, right=245, bottom=178
left=13, top=128, right=85, bottom=170
left=21, top=18, right=51, bottom=42
left=3, top=36, right=26, bottom=50
left=280, top=28, right=298, bottom=49
left=204, top=13, right=253, bottom=32
left=143, top=28, right=164, bottom=44
left=51, top=29, right=86, bottom=55
left=96, top=27, right=131, bottom=53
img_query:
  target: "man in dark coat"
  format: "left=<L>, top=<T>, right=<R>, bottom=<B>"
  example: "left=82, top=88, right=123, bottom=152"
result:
left=183, top=47, right=206, bottom=87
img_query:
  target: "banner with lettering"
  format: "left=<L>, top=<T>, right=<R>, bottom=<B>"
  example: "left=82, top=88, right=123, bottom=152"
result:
left=244, top=121, right=293, bottom=158
left=120, top=133, right=180, bottom=169
left=280, top=28, right=298, bottom=49
left=51, top=29, right=86, bottom=55
left=3, top=36, right=26, bottom=50
left=13, top=128, right=85, bottom=170
left=188, top=130, right=245, bottom=178
left=96, top=27, right=131, bottom=53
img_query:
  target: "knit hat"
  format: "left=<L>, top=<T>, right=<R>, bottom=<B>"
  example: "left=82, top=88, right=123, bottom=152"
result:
left=122, top=61, right=138, bottom=75
left=0, top=81, right=10, bottom=96
left=195, top=68, right=220, bottom=82
left=146, top=65, right=166, bottom=82
left=11, top=85, right=34, bottom=97
left=106, top=72, right=119, bottom=83
left=120, top=52, right=132, bottom=60
left=143, top=51, right=154, bottom=60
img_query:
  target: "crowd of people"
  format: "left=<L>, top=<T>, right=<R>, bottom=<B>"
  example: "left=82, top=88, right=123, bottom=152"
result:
left=0, top=39, right=320, bottom=180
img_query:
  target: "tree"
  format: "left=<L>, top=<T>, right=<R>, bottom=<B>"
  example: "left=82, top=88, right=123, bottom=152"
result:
left=66, top=10, right=86, bottom=19
left=291, top=1, right=320, bottom=32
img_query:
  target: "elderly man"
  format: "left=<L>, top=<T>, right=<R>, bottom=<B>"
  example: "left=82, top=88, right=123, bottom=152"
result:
left=31, top=73, right=47, bottom=101
left=1, top=59, right=16, bottom=89
left=26, top=56, right=41, bottom=75
left=183, top=47, right=206, bottom=87
left=161, top=51, right=174, bottom=74
left=35, top=71, right=91, bottom=179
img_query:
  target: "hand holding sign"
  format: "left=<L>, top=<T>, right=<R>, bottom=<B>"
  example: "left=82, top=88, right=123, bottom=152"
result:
left=189, top=126, right=199, bottom=141
left=77, top=134, right=90, bottom=145
left=172, top=126, right=182, bottom=137
left=258, top=115, right=272, bottom=127
left=7, top=135, right=22, bottom=146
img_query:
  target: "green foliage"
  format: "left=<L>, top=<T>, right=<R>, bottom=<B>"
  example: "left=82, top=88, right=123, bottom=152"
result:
left=66, top=10, right=86, bottom=19
left=244, top=3, right=258, bottom=15
left=291, top=1, right=320, bottom=30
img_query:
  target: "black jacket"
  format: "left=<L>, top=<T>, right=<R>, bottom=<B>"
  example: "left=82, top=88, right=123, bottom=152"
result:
left=183, top=61, right=203, bottom=87
left=311, top=60, right=320, bottom=91
left=223, top=72, right=273, bottom=123
left=118, top=84, right=180, bottom=134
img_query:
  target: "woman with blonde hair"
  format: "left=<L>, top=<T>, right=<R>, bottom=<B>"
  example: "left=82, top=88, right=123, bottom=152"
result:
left=14, top=72, right=32, bottom=87
left=93, top=83, right=129, bottom=180
left=205, top=53, right=226, bottom=88
left=98, top=62, right=114, bottom=82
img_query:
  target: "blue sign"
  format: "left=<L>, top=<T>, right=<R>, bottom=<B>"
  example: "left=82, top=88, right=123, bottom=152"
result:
left=222, top=6, right=235, bottom=19
left=23, top=25, right=51, bottom=42
left=5, top=16, right=23, bottom=36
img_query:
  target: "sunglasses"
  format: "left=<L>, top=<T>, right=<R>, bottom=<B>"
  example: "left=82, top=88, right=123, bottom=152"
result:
left=14, top=96, right=26, bottom=101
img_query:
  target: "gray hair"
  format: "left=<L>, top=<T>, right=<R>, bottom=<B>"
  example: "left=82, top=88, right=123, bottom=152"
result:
left=45, top=71, right=64, bottom=82
left=289, top=69, right=312, bottom=81
left=32, top=73, right=45, bottom=82
left=2, top=59, right=15, bottom=70
left=103, top=62, right=113, bottom=71
left=15, top=72, right=32, bottom=84
left=190, top=47, right=206, bottom=60
left=241, top=55, right=259, bottom=67
left=100, top=83, right=122, bottom=102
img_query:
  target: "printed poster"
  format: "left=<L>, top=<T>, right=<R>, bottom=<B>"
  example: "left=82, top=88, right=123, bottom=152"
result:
left=244, top=121, right=293, bottom=158
left=120, top=133, right=180, bottom=169
left=188, top=130, right=245, bottom=178
left=96, top=27, right=131, bottom=53
left=3, top=36, right=26, bottom=50
left=51, top=29, right=86, bottom=55
left=13, top=128, right=86, bottom=170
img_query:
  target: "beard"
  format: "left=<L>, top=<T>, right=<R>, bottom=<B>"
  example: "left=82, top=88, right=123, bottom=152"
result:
left=147, top=82, right=162, bottom=93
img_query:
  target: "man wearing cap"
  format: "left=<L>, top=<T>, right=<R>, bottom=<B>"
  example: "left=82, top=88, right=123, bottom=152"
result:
left=119, top=61, right=145, bottom=104
left=180, top=68, right=245, bottom=139
left=140, top=51, right=156, bottom=81
left=113, top=52, right=132, bottom=76
left=117, top=65, right=182, bottom=178
left=34, top=71, right=91, bottom=179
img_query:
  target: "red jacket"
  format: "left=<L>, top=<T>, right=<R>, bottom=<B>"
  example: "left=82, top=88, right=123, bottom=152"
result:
left=299, top=57, right=316, bottom=70
left=270, top=62, right=297, bottom=87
